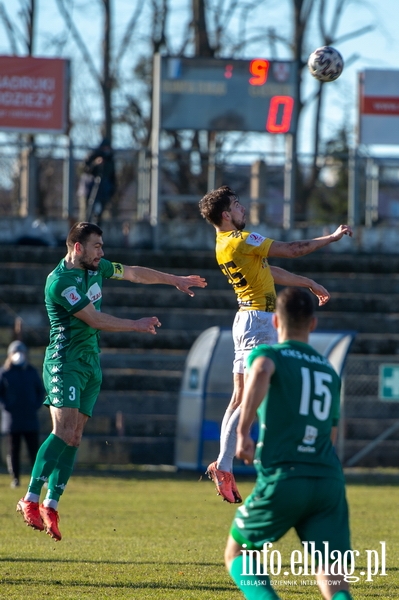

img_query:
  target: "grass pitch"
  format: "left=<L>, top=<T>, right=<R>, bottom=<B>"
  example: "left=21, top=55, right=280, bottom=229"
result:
left=0, top=470, right=398, bottom=599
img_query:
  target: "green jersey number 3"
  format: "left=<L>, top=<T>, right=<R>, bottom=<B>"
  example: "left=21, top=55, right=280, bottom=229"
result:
left=299, top=367, right=332, bottom=421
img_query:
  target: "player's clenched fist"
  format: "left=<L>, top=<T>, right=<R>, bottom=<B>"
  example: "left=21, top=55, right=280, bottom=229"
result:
left=134, top=317, right=161, bottom=334
left=236, top=433, right=255, bottom=465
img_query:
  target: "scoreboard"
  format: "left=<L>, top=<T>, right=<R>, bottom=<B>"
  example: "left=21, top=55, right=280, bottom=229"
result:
left=159, top=56, right=297, bottom=133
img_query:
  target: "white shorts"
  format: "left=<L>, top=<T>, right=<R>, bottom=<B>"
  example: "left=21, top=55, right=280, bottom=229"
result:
left=232, top=310, right=277, bottom=374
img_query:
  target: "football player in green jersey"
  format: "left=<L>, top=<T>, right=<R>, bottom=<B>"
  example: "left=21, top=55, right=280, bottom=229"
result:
left=225, top=287, right=353, bottom=600
left=199, top=185, right=352, bottom=504
left=17, top=222, right=207, bottom=541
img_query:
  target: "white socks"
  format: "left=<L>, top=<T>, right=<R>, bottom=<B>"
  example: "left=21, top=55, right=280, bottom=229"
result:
left=43, top=498, right=58, bottom=510
left=217, top=406, right=241, bottom=472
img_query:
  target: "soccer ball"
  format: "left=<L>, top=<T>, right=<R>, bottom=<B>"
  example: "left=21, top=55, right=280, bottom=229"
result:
left=307, top=46, right=344, bottom=82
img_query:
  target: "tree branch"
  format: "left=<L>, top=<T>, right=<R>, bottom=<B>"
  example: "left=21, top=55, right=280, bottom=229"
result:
left=115, top=1, right=145, bottom=66
left=333, top=24, right=375, bottom=45
left=0, top=2, right=23, bottom=53
left=55, top=0, right=100, bottom=84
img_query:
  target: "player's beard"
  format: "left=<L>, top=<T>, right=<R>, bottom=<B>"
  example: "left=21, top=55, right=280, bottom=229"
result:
left=79, top=252, right=98, bottom=271
left=231, top=215, right=245, bottom=231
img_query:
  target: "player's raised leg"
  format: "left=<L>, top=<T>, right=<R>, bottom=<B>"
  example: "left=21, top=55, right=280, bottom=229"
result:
left=206, top=371, right=244, bottom=503
left=16, top=432, right=70, bottom=531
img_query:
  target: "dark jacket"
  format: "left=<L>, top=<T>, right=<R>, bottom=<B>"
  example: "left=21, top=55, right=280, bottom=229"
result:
left=0, top=364, right=45, bottom=433
left=83, top=139, right=116, bottom=202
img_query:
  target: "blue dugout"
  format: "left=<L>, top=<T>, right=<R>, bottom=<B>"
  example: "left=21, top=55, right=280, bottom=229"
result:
left=175, top=327, right=355, bottom=472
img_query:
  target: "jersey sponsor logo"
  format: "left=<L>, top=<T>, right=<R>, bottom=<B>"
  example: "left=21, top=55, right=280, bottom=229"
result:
left=51, top=386, right=60, bottom=393
left=51, top=365, right=61, bottom=373
left=61, top=286, right=82, bottom=306
left=55, top=333, right=66, bottom=341
left=54, top=343, right=64, bottom=350
left=51, top=351, right=61, bottom=359
left=261, top=257, right=269, bottom=269
left=75, top=277, right=82, bottom=283
left=111, top=262, right=124, bottom=279
left=246, top=232, right=266, bottom=247
left=228, top=230, right=244, bottom=239
left=88, top=270, right=98, bottom=276
left=87, top=282, right=102, bottom=304
left=238, top=299, right=253, bottom=308
left=302, top=425, right=318, bottom=445
left=52, top=397, right=62, bottom=405
left=297, top=445, right=316, bottom=453
left=57, top=326, right=65, bottom=332
left=51, top=376, right=60, bottom=383
left=265, top=292, right=276, bottom=312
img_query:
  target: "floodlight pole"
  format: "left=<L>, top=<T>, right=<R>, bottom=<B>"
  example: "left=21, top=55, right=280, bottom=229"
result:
left=365, top=157, right=379, bottom=227
left=150, top=53, right=161, bottom=250
left=283, top=133, right=295, bottom=230
left=62, top=135, right=74, bottom=219
left=348, top=146, right=360, bottom=226
left=207, top=131, right=217, bottom=191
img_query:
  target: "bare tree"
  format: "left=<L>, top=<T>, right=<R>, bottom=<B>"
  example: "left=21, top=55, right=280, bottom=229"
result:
left=0, top=0, right=376, bottom=222
left=290, top=0, right=374, bottom=219
left=0, top=0, right=36, bottom=54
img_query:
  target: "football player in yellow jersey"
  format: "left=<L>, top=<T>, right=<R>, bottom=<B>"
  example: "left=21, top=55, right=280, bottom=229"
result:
left=199, top=185, right=352, bottom=504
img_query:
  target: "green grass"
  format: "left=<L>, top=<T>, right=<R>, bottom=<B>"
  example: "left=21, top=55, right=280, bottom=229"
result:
left=0, top=471, right=398, bottom=599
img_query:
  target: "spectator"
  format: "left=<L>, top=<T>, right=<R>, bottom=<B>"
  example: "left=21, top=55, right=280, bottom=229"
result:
left=78, top=138, right=116, bottom=225
left=0, top=341, right=45, bottom=489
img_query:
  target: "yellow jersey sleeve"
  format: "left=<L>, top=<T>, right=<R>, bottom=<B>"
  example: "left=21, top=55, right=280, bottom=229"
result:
left=216, top=230, right=276, bottom=312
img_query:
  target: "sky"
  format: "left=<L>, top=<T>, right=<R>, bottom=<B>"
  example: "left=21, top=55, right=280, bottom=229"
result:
left=1, top=0, right=399, bottom=157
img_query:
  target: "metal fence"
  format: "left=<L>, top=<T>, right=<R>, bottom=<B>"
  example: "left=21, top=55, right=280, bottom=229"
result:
left=1, top=140, right=399, bottom=227
left=342, top=355, right=399, bottom=468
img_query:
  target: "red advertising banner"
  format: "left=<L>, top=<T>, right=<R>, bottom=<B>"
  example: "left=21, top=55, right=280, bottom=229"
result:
left=358, top=69, right=399, bottom=145
left=361, top=96, right=399, bottom=116
left=0, top=55, right=70, bottom=133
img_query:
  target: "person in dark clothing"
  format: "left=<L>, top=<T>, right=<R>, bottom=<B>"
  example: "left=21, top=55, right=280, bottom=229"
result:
left=0, top=341, right=45, bottom=488
left=79, top=138, right=117, bottom=225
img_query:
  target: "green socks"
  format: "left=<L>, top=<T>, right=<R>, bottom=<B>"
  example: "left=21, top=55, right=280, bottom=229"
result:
left=46, top=445, right=78, bottom=501
left=28, top=433, right=68, bottom=495
left=27, top=434, right=78, bottom=503
left=229, top=555, right=279, bottom=599
left=229, top=555, right=353, bottom=600
left=332, top=592, right=353, bottom=600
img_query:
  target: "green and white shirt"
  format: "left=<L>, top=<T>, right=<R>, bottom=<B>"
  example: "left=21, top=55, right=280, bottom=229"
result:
left=44, top=258, right=123, bottom=363
left=247, top=341, right=343, bottom=481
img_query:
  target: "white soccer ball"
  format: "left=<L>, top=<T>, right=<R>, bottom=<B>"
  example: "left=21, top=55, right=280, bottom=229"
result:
left=307, top=46, right=344, bottom=82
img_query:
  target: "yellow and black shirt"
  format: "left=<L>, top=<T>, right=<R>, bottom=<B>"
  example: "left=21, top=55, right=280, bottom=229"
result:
left=216, top=230, right=276, bottom=312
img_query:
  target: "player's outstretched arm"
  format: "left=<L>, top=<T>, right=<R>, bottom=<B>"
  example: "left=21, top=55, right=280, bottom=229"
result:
left=122, top=266, right=207, bottom=297
left=270, top=267, right=330, bottom=306
left=268, top=224, right=353, bottom=259
left=73, top=302, right=161, bottom=334
left=236, top=356, right=275, bottom=465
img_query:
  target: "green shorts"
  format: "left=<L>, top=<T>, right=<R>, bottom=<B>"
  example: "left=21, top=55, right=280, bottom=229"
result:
left=43, top=353, right=102, bottom=417
left=230, top=475, right=351, bottom=555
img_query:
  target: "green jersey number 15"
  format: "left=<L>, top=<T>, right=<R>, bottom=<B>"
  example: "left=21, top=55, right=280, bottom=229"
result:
left=299, top=367, right=333, bottom=422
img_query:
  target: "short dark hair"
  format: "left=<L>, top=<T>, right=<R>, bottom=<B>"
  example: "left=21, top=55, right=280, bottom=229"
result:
left=66, top=222, right=103, bottom=250
left=276, top=287, right=316, bottom=330
left=199, top=185, right=237, bottom=226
